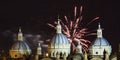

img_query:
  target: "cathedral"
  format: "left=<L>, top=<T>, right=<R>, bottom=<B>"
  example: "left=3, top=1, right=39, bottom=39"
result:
left=6, top=18, right=118, bottom=60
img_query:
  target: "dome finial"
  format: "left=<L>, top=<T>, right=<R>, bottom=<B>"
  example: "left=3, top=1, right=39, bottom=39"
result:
left=57, top=20, right=60, bottom=25
left=98, top=23, right=101, bottom=29
left=57, top=14, right=61, bottom=25
left=38, top=41, right=41, bottom=47
left=56, top=16, right=62, bottom=33
left=97, top=23, right=103, bottom=38
left=19, top=27, right=21, bottom=32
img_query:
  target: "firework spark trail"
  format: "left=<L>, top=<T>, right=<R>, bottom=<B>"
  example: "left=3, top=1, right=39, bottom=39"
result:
left=74, top=6, right=77, bottom=17
left=87, top=17, right=99, bottom=25
left=80, top=6, right=83, bottom=15
left=48, top=6, right=99, bottom=53
left=64, top=16, right=69, bottom=23
left=47, top=23, right=56, bottom=29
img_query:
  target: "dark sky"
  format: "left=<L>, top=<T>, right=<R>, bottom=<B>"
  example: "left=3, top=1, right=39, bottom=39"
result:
left=0, top=0, right=119, bottom=52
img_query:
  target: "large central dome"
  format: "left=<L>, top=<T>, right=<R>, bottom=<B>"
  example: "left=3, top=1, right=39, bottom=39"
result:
left=51, top=33, right=69, bottom=44
left=48, top=19, right=70, bottom=58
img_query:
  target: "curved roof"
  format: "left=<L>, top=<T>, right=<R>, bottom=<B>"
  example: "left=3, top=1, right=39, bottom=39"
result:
left=51, top=33, right=69, bottom=44
left=11, top=41, right=31, bottom=50
left=93, top=37, right=110, bottom=46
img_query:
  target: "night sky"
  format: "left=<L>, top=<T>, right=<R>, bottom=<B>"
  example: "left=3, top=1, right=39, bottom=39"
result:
left=0, top=0, right=119, bottom=52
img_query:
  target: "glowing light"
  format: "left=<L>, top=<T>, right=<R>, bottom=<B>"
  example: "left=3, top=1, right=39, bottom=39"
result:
left=46, top=53, right=49, bottom=57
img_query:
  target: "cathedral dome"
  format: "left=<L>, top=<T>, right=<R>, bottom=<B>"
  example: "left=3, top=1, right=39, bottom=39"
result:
left=89, top=23, right=112, bottom=56
left=11, top=41, right=31, bottom=54
left=93, top=38, right=110, bottom=46
left=9, top=28, right=31, bottom=58
left=48, top=19, right=70, bottom=58
left=93, top=24, right=110, bottom=46
left=51, top=33, right=69, bottom=44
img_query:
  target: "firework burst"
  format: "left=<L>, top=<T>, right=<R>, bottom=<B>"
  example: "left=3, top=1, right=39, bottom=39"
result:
left=47, top=6, right=99, bottom=53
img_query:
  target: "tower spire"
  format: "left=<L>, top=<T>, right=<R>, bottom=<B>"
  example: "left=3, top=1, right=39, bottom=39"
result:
left=18, top=27, right=23, bottom=41
left=98, top=23, right=101, bottom=29
left=76, top=41, right=82, bottom=54
left=38, top=41, right=41, bottom=47
left=37, top=41, right=42, bottom=55
left=97, top=23, right=103, bottom=38
left=56, top=15, right=62, bottom=33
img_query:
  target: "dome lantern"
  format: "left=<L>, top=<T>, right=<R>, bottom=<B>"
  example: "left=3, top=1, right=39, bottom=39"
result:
left=18, top=27, right=23, bottom=41
left=56, top=18, right=62, bottom=34
left=97, top=23, right=103, bottom=38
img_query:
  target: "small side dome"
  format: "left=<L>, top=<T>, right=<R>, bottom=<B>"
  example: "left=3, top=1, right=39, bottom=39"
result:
left=11, top=41, right=31, bottom=55
left=9, top=28, right=31, bottom=58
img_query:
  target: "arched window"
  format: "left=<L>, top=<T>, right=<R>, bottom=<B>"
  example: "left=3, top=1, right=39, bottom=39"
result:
left=96, top=52, right=98, bottom=54
left=15, top=55, right=17, bottom=57
left=53, top=52, right=54, bottom=57
left=60, top=52, right=63, bottom=58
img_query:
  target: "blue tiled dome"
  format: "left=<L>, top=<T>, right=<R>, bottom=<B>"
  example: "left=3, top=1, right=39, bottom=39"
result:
left=49, top=20, right=71, bottom=58
left=51, top=33, right=69, bottom=44
left=10, top=28, right=31, bottom=55
left=11, top=41, right=30, bottom=50
left=93, top=37, right=110, bottom=46
left=11, top=41, right=31, bottom=54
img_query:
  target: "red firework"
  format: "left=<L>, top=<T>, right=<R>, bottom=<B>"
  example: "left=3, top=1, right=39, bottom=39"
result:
left=47, top=6, right=99, bottom=53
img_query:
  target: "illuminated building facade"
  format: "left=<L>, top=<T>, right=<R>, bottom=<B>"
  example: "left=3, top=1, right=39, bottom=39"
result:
left=7, top=23, right=116, bottom=60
